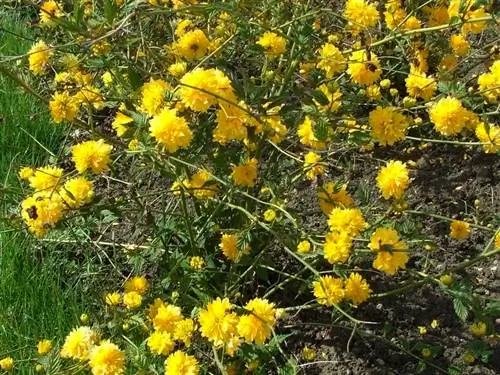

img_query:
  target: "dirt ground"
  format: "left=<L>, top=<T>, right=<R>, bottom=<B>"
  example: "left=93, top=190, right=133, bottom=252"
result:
left=282, top=143, right=500, bottom=375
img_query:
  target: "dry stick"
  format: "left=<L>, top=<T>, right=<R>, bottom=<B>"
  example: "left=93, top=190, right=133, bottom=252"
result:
left=39, top=238, right=149, bottom=251
left=405, top=209, right=495, bottom=232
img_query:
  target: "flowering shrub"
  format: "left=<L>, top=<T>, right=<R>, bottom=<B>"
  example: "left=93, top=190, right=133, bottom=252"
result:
left=1, top=0, right=499, bottom=374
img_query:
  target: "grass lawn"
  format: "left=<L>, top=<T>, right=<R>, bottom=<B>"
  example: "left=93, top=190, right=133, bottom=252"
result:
left=0, top=11, right=85, bottom=370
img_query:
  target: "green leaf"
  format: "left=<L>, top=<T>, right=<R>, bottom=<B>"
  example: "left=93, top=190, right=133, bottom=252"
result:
left=73, top=2, right=85, bottom=27
left=453, top=297, right=469, bottom=321
left=348, top=130, right=371, bottom=145
left=467, top=340, right=492, bottom=363
left=448, top=365, right=464, bottom=375
left=355, top=182, right=372, bottom=206
left=484, top=301, right=500, bottom=317
left=416, top=360, right=426, bottom=373
left=104, top=0, right=118, bottom=23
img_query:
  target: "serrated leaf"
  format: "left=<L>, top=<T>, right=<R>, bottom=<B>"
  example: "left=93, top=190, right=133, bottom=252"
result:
left=104, top=0, right=118, bottom=23
left=355, top=183, right=372, bottom=206
left=448, top=365, right=464, bottom=375
left=453, top=298, right=469, bottom=321
left=484, top=301, right=500, bottom=316
left=468, top=340, right=492, bottom=363
left=416, top=360, right=426, bottom=373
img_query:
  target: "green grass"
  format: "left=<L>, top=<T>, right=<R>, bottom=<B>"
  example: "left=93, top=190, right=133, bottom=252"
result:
left=0, top=12, right=85, bottom=371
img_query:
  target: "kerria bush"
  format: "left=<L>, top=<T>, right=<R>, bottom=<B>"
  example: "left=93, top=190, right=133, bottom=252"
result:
left=1, top=0, right=499, bottom=374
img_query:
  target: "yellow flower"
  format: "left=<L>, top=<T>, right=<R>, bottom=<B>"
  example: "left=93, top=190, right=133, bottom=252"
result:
left=327, top=207, right=367, bottom=237
left=297, top=240, right=311, bottom=254
left=324, top=231, right=353, bottom=264
left=59, top=176, right=94, bottom=208
left=49, top=91, right=80, bottom=123
left=21, top=192, right=64, bottom=237
left=469, top=322, right=487, bottom=337
left=376, top=160, right=409, bottom=200
left=0, top=357, right=14, bottom=371
left=477, top=61, right=500, bottom=104
left=111, top=107, right=133, bottom=137
left=149, top=108, right=193, bottom=153
left=450, top=34, right=469, bottom=56
left=128, top=139, right=139, bottom=151
left=344, top=0, right=379, bottom=35
left=175, top=19, right=193, bottom=37
left=231, top=158, right=258, bottom=187
left=179, top=68, right=234, bottom=112
left=449, top=1, right=490, bottom=34
left=147, top=298, right=166, bottom=320
left=263, top=209, right=276, bottom=222
left=237, top=298, right=277, bottom=344
left=302, top=346, right=316, bottom=361
left=123, top=291, right=142, bottom=309
left=37, top=339, right=53, bottom=355
left=369, top=227, right=409, bottom=275
left=60, top=326, right=98, bottom=361
left=219, top=233, right=244, bottom=262
left=39, top=0, right=64, bottom=25
left=304, top=152, right=325, bottom=180
left=313, top=275, right=345, bottom=306
left=344, top=272, right=371, bottom=305
left=405, top=70, right=437, bottom=101
left=189, top=256, right=205, bottom=270
left=187, top=170, right=218, bottom=199
left=147, top=331, right=175, bottom=355
left=369, top=106, right=409, bottom=146
left=421, top=348, right=432, bottom=358
left=256, top=32, right=287, bottom=57
left=124, top=276, right=149, bottom=295
left=418, top=326, right=427, bottom=335
left=153, top=304, right=183, bottom=333
left=173, top=29, right=210, bottom=60
left=71, top=139, right=113, bottom=174
left=140, top=79, right=170, bottom=116
left=168, top=62, right=187, bottom=77
left=430, top=319, right=439, bottom=329
left=105, top=292, right=121, bottom=306
left=213, top=103, right=249, bottom=144
left=18, top=166, right=34, bottom=180
left=298, top=116, right=327, bottom=149
left=475, top=122, right=500, bottom=154
left=318, top=182, right=354, bottom=216
left=91, top=42, right=111, bottom=56
left=88, top=340, right=125, bottom=375
left=439, top=274, right=454, bottom=286
left=28, top=41, right=52, bottom=75
left=463, top=352, right=475, bottom=364
left=165, top=351, right=199, bottom=375
left=74, top=86, right=104, bottom=110
left=384, top=3, right=406, bottom=30
left=366, top=84, right=381, bottom=101
left=29, top=166, right=63, bottom=192
left=449, top=220, right=471, bottom=240
left=425, top=5, right=449, bottom=26
left=173, top=319, right=195, bottom=346
left=80, top=313, right=89, bottom=324
left=198, top=297, right=239, bottom=347
left=316, top=43, right=346, bottom=78
left=428, top=97, right=470, bottom=136
left=315, top=84, right=342, bottom=112
left=347, top=50, right=382, bottom=86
